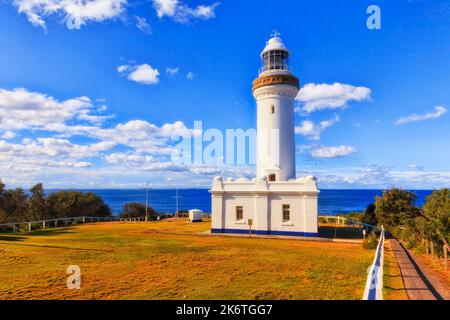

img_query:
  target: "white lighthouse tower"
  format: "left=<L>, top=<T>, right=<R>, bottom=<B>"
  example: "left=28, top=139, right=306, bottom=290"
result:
left=211, top=33, right=319, bottom=237
left=254, top=32, right=299, bottom=182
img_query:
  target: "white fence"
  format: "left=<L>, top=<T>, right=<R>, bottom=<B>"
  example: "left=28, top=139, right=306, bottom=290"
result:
left=318, top=215, right=376, bottom=229
left=362, top=226, right=385, bottom=300
left=0, top=216, right=146, bottom=233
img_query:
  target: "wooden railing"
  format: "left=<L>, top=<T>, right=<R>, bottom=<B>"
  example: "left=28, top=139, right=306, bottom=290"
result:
left=0, top=216, right=148, bottom=233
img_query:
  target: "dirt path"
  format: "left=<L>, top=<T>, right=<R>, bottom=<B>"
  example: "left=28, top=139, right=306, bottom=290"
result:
left=390, top=239, right=447, bottom=300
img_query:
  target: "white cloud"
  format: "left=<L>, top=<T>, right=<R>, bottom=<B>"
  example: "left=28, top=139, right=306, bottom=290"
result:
left=0, top=138, right=115, bottom=159
left=105, top=152, right=154, bottom=164
left=0, top=86, right=195, bottom=154
left=186, top=72, right=195, bottom=80
left=297, top=83, right=371, bottom=113
left=117, top=65, right=128, bottom=73
left=311, top=145, right=357, bottom=159
left=152, top=0, right=220, bottom=24
left=13, top=0, right=127, bottom=30
left=135, top=16, right=152, bottom=34
left=166, top=67, right=179, bottom=76
left=153, top=0, right=177, bottom=17
left=408, top=164, right=425, bottom=171
left=0, top=88, right=107, bottom=131
left=295, top=115, right=339, bottom=140
left=2, top=131, right=16, bottom=139
left=118, top=63, right=160, bottom=85
left=396, top=106, right=447, bottom=125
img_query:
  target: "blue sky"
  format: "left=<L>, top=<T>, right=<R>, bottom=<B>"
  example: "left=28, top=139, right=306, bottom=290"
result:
left=0, top=0, right=449, bottom=189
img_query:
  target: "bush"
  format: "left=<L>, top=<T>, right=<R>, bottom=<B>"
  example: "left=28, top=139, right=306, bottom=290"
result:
left=362, top=231, right=379, bottom=250
left=345, top=212, right=364, bottom=221
left=119, top=202, right=158, bottom=219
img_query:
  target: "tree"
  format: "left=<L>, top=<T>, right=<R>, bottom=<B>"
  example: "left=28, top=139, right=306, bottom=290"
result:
left=422, top=189, right=450, bottom=248
left=0, top=188, right=28, bottom=224
left=362, top=203, right=378, bottom=226
left=119, top=203, right=157, bottom=219
left=27, top=183, right=48, bottom=221
left=46, top=191, right=111, bottom=218
left=375, top=188, right=421, bottom=233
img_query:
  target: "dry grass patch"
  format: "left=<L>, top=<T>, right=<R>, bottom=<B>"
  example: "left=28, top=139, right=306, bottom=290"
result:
left=1, top=220, right=374, bottom=300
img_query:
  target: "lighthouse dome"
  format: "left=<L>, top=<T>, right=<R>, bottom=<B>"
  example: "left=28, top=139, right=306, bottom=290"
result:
left=261, top=36, right=290, bottom=57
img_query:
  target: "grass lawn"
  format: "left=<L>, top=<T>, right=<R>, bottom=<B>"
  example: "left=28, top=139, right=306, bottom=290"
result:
left=0, top=219, right=376, bottom=300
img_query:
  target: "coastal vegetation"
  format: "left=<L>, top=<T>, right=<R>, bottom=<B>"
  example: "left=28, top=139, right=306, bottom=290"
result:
left=332, top=188, right=449, bottom=257
left=374, top=188, right=449, bottom=255
left=0, top=219, right=374, bottom=300
left=118, top=202, right=158, bottom=219
left=0, top=181, right=111, bottom=226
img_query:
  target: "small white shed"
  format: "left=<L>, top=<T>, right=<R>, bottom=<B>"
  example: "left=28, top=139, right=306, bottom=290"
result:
left=189, top=209, right=203, bottom=223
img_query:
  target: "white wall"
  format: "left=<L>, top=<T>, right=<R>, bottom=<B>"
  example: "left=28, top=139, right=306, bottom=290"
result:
left=211, top=192, right=318, bottom=235
left=210, top=177, right=319, bottom=236
left=254, top=84, right=298, bottom=181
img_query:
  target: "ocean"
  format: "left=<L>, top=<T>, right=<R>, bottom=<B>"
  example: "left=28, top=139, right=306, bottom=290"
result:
left=66, top=189, right=434, bottom=216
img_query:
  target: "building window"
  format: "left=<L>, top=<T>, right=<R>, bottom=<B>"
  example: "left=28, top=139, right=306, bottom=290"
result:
left=268, top=174, right=276, bottom=182
left=271, top=105, right=275, bottom=114
left=236, top=206, right=243, bottom=221
left=282, top=204, right=290, bottom=223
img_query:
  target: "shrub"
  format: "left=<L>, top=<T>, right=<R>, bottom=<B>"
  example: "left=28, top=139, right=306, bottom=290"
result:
left=362, top=231, right=379, bottom=250
left=119, top=202, right=158, bottom=219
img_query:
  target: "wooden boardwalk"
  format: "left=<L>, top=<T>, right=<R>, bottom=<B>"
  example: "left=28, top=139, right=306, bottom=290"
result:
left=391, top=239, right=443, bottom=300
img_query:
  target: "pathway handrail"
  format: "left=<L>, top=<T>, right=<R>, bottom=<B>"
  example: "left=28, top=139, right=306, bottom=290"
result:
left=362, top=226, right=385, bottom=300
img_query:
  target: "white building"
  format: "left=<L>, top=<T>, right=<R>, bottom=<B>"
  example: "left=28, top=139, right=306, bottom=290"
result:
left=210, top=34, right=319, bottom=237
left=189, top=209, right=203, bottom=223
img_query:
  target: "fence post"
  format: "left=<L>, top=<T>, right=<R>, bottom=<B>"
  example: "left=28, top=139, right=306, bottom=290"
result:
left=55, top=219, right=58, bottom=228
left=28, top=222, right=31, bottom=232
left=42, top=220, right=46, bottom=229
left=13, top=224, right=16, bottom=233
left=83, top=217, right=85, bottom=223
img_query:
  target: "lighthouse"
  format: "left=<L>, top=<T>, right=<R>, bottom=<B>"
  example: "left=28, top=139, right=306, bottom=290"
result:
left=253, top=33, right=299, bottom=182
left=210, top=33, right=319, bottom=237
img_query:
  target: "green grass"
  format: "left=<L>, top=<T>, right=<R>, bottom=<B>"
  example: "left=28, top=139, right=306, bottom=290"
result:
left=0, top=219, right=375, bottom=300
